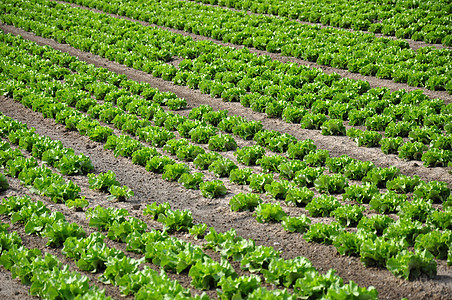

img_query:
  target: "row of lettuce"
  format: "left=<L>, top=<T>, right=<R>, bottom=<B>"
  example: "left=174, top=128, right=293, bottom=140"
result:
left=0, top=137, right=379, bottom=299
left=1, top=29, right=452, bottom=170
left=21, top=0, right=452, bottom=92
left=1, top=29, right=451, bottom=284
left=188, top=0, right=452, bottom=46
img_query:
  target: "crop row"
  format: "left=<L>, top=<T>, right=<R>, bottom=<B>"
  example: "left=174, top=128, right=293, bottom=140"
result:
left=1, top=30, right=451, bottom=198
left=54, top=0, right=452, bottom=91
left=0, top=193, right=208, bottom=299
left=1, top=29, right=452, bottom=282
left=0, top=170, right=379, bottom=298
left=0, top=36, right=433, bottom=204
left=0, top=27, right=450, bottom=230
left=1, top=26, right=452, bottom=170
left=0, top=220, right=112, bottom=299
left=1, top=0, right=452, bottom=95
left=188, top=0, right=452, bottom=46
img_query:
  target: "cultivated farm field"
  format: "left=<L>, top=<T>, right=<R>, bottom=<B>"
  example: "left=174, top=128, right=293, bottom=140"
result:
left=0, top=0, right=452, bottom=299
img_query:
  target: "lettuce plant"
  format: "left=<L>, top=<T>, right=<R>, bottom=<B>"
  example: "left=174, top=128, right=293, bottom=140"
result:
left=314, top=174, right=349, bottom=194
left=208, top=158, right=238, bottom=177
left=208, top=134, right=237, bottom=151
left=306, top=195, right=341, bottom=217
left=254, top=203, right=287, bottom=223
left=281, top=215, right=311, bottom=233
left=178, top=172, right=204, bottom=189
left=229, top=193, right=262, bottom=212
left=234, top=145, right=265, bottom=166
left=229, top=168, right=253, bottom=185
left=200, top=180, right=227, bottom=198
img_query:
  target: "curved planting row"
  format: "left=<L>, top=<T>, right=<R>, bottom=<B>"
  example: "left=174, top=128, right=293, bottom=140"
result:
left=55, top=0, right=452, bottom=92
left=187, top=0, right=452, bottom=46
left=0, top=131, right=380, bottom=299
left=2, top=2, right=452, bottom=168
left=1, top=28, right=451, bottom=285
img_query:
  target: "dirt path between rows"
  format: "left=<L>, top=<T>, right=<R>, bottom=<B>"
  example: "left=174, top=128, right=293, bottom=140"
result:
left=1, top=88, right=452, bottom=299
left=46, top=0, right=452, bottom=102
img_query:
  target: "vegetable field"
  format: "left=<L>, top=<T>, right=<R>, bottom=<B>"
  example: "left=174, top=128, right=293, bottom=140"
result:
left=0, top=0, right=451, bottom=299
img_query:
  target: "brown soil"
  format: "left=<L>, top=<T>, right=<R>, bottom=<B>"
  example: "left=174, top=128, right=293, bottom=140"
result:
left=0, top=32, right=452, bottom=300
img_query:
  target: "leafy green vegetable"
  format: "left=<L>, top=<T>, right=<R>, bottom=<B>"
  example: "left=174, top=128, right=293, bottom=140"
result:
left=343, top=160, right=375, bottom=180
left=278, top=160, right=307, bottom=180
left=254, top=203, right=287, bottom=223
left=143, top=202, right=171, bottom=220
left=262, top=257, right=314, bottom=287
left=176, top=144, right=205, bottom=162
left=107, top=185, right=134, bottom=202
left=88, top=171, right=120, bottom=192
left=229, top=168, right=253, bottom=185
left=363, top=166, right=400, bottom=188
left=190, top=125, right=217, bottom=144
left=357, top=215, right=394, bottom=235
left=189, top=223, right=208, bottom=239
left=249, top=173, right=274, bottom=193
left=359, top=236, right=407, bottom=268
left=157, top=209, right=194, bottom=232
left=208, top=134, right=237, bottom=151
left=131, top=147, right=161, bottom=166
left=303, top=150, right=330, bottom=167
left=193, top=152, right=222, bottom=170
left=331, top=205, right=366, bottom=227
left=415, top=229, right=452, bottom=259
left=281, top=215, right=311, bottom=233
left=145, top=156, right=175, bottom=173
left=189, top=258, right=237, bottom=290
left=229, top=193, right=262, bottom=212
left=264, top=180, right=295, bottom=200
left=397, top=198, right=433, bottom=222
left=386, top=250, right=437, bottom=280
left=380, top=137, right=404, bottom=154
left=208, top=158, right=238, bottom=177
left=414, top=181, right=450, bottom=203
left=398, top=141, right=427, bottom=161
left=0, top=173, right=8, bottom=191
left=314, top=174, right=349, bottom=194
left=287, top=139, right=316, bottom=160
left=162, top=163, right=190, bottom=181
left=200, top=180, right=228, bottom=198
left=86, top=206, right=129, bottom=231
left=294, top=167, right=325, bottom=187
left=178, top=172, right=204, bottom=189
left=257, top=155, right=288, bottom=173
left=325, top=155, right=355, bottom=174
left=285, top=187, right=314, bottom=207
left=234, top=145, right=265, bottom=166
left=306, top=195, right=341, bottom=217
left=217, top=275, right=261, bottom=300
left=321, top=119, right=346, bottom=136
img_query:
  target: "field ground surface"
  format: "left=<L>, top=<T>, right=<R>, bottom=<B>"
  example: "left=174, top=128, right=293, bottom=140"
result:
left=1, top=0, right=452, bottom=299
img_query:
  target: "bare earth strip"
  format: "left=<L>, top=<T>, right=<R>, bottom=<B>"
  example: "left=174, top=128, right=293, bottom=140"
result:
left=46, top=0, right=452, bottom=102
left=0, top=29, right=452, bottom=300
